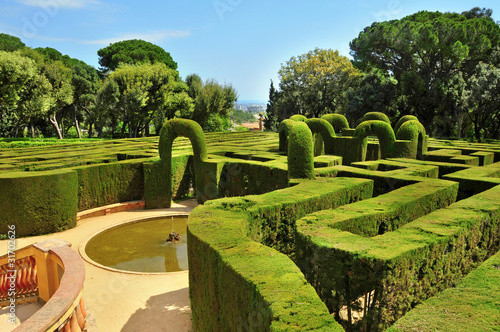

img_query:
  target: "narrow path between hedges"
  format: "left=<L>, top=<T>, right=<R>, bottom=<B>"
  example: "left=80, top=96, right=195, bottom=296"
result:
left=0, top=200, right=197, bottom=332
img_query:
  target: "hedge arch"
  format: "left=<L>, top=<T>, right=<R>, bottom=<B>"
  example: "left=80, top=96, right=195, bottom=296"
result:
left=159, top=118, right=208, bottom=205
left=321, top=114, right=350, bottom=133
left=278, top=119, right=295, bottom=152
left=396, top=119, right=428, bottom=158
left=305, top=118, right=336, bottom=155
left=394, top=115, right=419, bottom=133
left=360, top=112, right=391, bottom=126
left=355, top=120, right=396, bottom=159
left=289, top=114, right=308, bottom=122
left=288, top=122, right=315, bottom=179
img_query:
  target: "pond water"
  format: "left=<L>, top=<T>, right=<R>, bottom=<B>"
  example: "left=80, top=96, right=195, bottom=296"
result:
left=85, top=216, right=188, bottom=273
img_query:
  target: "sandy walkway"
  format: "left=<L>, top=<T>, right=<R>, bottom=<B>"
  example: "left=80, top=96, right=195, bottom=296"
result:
left=0, top=200, right=197, bottom=332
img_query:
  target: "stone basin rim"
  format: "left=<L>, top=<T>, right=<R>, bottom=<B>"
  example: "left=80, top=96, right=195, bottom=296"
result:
left=78, top=212, right=190, bottom=276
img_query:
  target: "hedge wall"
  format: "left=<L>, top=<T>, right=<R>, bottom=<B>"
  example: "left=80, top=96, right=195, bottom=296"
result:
left=188, top=177, right=374, bottom=331
left=295, top=183, right=500, bottom=331
left=0, top=169, right=78, bottom=236
left=75, top=159, right=144, bottom=211
left=389, top=248, right=500, bottom=331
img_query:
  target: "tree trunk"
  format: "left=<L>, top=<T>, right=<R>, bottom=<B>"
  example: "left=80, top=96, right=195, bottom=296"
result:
left=30, top=119, right=35, bottom=138
left=49, top=113, right=63, bottom=139
left=73, top=105, right=81, bottom=139
left=88, top=122, right=94, bottom=138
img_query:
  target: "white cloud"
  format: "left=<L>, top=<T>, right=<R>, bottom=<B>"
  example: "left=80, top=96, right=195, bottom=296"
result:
left=83, top=30, right=192, bottom=45
left=16, top=0, right=98, bottom=9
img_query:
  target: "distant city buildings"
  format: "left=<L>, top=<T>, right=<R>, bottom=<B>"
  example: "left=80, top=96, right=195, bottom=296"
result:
left=235, top=103, right=266, bottom=114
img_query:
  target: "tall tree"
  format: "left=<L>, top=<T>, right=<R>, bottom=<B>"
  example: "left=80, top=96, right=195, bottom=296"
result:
left=277, top=48, right=361, bottom=118
left=187, top=77, right=237, bottom=132
left=108, top=62, right=187, bottom=137
left=98, top=39, right=177, bottom=73
left=264, top=80, right=279, bottom=131
left=0, top=51, right=39, bottom=136
left=350, top=9, right=500, bottom=135
left=0, top=34, right=25, bottom=52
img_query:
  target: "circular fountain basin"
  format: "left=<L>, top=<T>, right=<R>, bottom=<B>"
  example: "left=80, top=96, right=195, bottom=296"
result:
left=82, top=215, right=189, bottom=274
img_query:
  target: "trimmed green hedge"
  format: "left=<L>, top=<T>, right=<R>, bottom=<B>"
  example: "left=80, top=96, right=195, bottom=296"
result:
left=75, top=159, right=144, bottom=211
left=143, top=155, right=193, bottom=209
left=295, top=183, right=500, bottom=331
left=188, top=177, right=374, bottom=331
left=0, top=169, right=78, bottom=236
left=360, top=112, right=391, bottom=126
left=288, top=122, right=315, bottom=179
left=389, top=248, right=500, bottom=331
left=278, top=119, right=295, bottom=152
left=289, top=114, right=308, bottom=122
left=321, top=114, right=350, bottom=133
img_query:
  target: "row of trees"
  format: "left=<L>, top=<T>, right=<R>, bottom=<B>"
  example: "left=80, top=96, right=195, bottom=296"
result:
left=0, top=35, right=237, bottom=138
left=266, top=8, right=500, bottom=142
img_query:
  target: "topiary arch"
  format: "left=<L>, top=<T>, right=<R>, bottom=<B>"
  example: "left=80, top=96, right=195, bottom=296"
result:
left=355, top=120, right=396, bottom=159
left=321, top=114, right=350, bottom=133
left=159, top=118, right=208, bottom=205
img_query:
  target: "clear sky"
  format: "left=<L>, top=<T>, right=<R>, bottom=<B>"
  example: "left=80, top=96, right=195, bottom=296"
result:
left=1, top=0, right=499, bottom=103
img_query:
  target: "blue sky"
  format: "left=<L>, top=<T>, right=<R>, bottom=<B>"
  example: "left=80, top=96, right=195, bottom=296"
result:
left=1, top=0, right=499, bottom=103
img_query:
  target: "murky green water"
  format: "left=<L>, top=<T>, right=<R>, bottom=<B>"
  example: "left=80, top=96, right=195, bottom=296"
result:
left=85, top=216, right=188, bottom=273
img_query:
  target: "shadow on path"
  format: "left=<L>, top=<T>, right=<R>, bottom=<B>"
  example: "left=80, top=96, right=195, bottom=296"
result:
left=121, top=287, right=191, bottom=332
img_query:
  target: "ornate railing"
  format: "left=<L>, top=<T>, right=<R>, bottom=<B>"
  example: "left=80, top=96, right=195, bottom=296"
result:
left=0, top=239, right=90, bottom=331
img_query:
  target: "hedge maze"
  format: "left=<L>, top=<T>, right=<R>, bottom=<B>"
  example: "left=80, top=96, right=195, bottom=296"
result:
left=1, top=114, right=499, bottom=331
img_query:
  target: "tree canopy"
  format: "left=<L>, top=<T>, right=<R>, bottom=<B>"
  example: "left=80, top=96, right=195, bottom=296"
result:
left=0, top=34, right=25, bottom=52
left=97, top=39, right=177, bottom=73
left=276, top=48, right=361, bottom=119
left=349, top=10, right=500, bottom=135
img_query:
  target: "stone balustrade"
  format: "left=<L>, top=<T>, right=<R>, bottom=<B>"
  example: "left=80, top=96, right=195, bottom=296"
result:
left=0, top=239, right=90, bottom=331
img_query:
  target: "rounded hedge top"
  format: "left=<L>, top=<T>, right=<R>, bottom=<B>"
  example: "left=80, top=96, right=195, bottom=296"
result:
left=305, top=118, right=336, bottom=140
left=279, top=119, right=296, bottom=152
left=289, top=114, right=308, bottom=122
left=394, top=115, right=419, bottom=133
left=288, top=121, right=315, bottom=179
left=159, top=118, right=207, bottom=162
left=355, top=120, right=396, bottom=158
left=321, top=114, right=350, bottom=132
left=360, top=112, right=391, bottom=126
left=396, top=119, right=426, bottom=141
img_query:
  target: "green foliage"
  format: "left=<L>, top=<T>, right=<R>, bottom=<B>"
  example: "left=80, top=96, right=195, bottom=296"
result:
left=278, top=119, right=295, bottom=152
left=0, top=169, right=78, bottom=236
left=289, top=114, right=307, bottom=122
left=394, top=115, right=419, bottom=133
left=0, top=33, right=25, bottom=52
left=159, top=118, right=207, bottom=205
left=288, top=122, right=315, bottom=179
left=350, top=10, right=500, bottom=136
left=277, top=48, right=362, bottom=118
left=345, top=73, right=398, bottom=126
left=108, top=62, right=190, bottom=137
left=264, top=80, right=279, bottom=131
left=321, top=114, right=350, bottom=132
left=355, top=120, right=396, bottom=158
left=230, top=109, right=256, bottom=125
left=97, top=39, right=177, bottom=72
left=389, top=249, right=500, bottom=331
left=360, top=112, right=391, bottom=126
left=186, top=75, right=237, bottom=132
left=188, top=177, right=373, bottom=331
